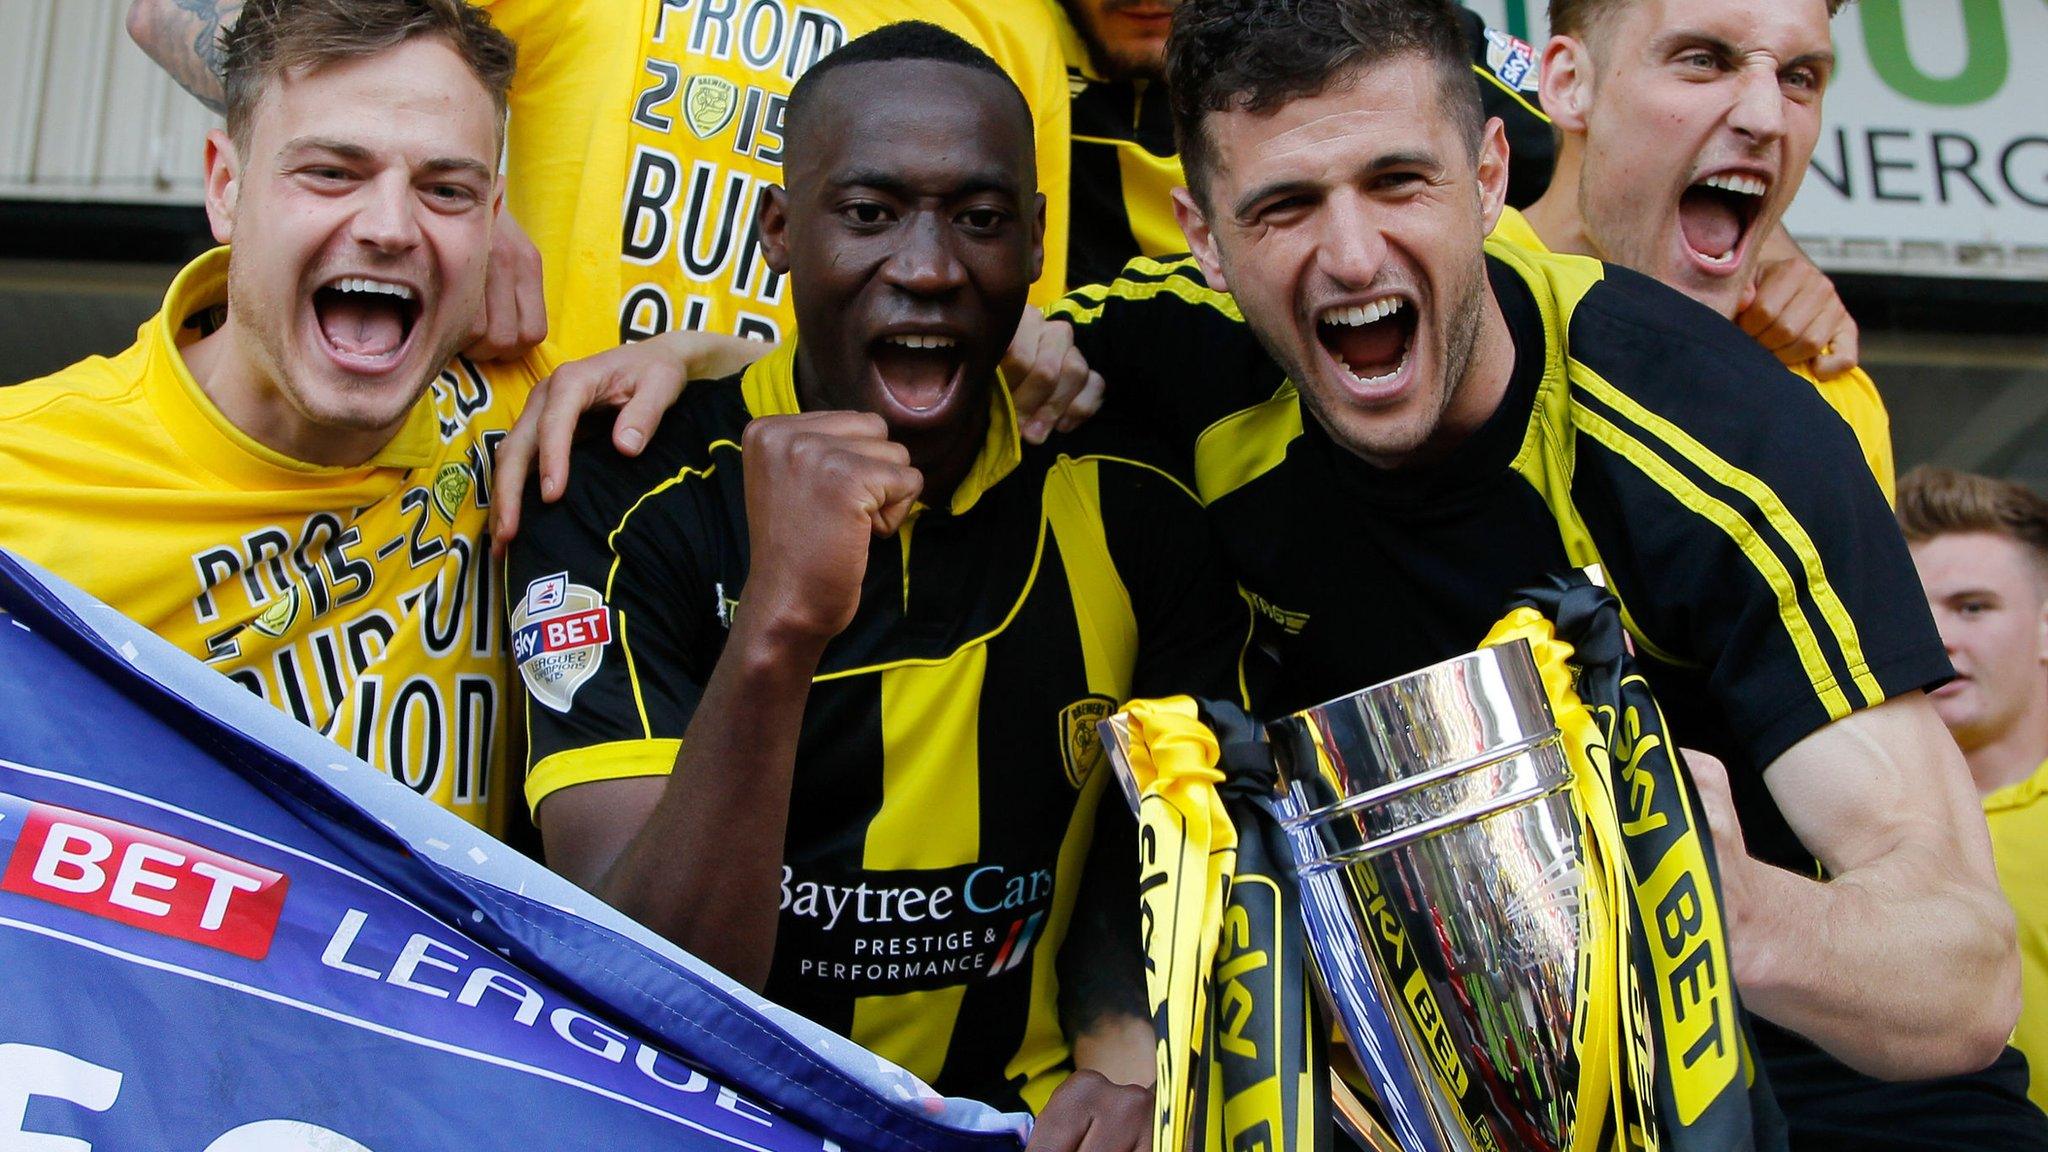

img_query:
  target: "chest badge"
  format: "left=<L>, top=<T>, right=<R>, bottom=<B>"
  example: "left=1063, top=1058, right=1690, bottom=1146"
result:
left=1058, top=695, right=1118, bottom=790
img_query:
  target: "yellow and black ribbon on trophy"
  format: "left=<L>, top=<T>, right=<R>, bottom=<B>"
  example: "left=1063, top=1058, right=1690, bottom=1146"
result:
left=1118, top=694, right=1330, bottom=1152
left=1111, top=572, right=1782, bottom=1151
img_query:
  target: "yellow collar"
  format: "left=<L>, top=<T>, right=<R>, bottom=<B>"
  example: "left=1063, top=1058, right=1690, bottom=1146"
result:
left=142, top=247, right=444, bottom=487
left=739, top=341, right=1023, bottom=516
left=1489, top=206, right=1550, bottom=254
left=1984, top=756, right=2048, bottom=815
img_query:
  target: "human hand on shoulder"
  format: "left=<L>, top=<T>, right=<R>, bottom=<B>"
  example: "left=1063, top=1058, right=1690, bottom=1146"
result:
left=1739, top=241, right=1860, bottom=380
left=738, top=412, right=922, bottom=648
left=491, top=331, right=775, bottom=553
left=1006, top=306, right=1104, bottom=444
left=1024, top=1069, right=1153, bottom=1152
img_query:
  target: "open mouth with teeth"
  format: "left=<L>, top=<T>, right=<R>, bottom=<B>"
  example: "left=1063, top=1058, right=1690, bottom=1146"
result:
left=1317, top=296, right=1417, bottom=394
left=1679, top=173, right=1769, bottom=270
left=311, top=275, right=422, bottom=371
left=868, top=332, right=965, bottom=417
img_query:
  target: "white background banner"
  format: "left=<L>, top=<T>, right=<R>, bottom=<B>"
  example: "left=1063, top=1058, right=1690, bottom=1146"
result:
left=1466, top=0, right=2048, bottom=280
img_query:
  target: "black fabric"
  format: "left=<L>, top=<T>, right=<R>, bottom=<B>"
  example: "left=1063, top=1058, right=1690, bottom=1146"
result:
left=510, top=368, right=1247, bottom=1111
left=1756, top=1021, right=2048, bottom=1152
left=1060, top=5, right=1556, bottom=290
left=1055, top=246, right=2018, bottom=1145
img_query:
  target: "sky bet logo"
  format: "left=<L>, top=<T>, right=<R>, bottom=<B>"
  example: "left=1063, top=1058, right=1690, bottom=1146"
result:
left=1, top=801, right=288, bottom=960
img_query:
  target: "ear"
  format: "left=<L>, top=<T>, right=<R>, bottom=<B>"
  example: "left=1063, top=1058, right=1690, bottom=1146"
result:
left=758, top=185, right=792, bottom=275
left=1171, top=186, right=1229, bottom=294
left=2034, top=592, right=2048, bottom=665
left=1027, top=190, right=1046, bottom=286
left=1539, top=35, right=1594, bottom=134
left=1476, top=117, right=1511, bottom=234
left=202, top=129, right=240, bottom=245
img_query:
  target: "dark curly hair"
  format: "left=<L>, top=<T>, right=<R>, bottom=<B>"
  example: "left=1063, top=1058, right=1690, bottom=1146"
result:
left=1166, top=0, right=1484, bottom=207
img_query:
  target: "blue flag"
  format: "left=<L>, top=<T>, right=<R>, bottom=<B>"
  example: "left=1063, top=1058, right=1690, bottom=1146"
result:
left=0, top=550, right=1030, bottom=1152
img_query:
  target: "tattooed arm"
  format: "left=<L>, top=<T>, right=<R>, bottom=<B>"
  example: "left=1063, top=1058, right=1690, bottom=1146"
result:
left=126, top=0, right=241, bottom=114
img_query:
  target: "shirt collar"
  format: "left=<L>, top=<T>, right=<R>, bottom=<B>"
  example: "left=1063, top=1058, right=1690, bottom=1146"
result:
left=1984, top=756, right=2048, bottom=815
left=739, top=340, right=1023, bottom=516
left=1490, top=206, right=1550, bottom=254
left=143, top=246, right=443, bottom=486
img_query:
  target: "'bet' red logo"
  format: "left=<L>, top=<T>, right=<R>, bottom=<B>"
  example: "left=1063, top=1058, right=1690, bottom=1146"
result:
left=1, top=803, right=289, bottom=960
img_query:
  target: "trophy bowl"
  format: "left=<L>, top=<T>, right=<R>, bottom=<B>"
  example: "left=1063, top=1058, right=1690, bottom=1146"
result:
left=1267, top=639, right=1586, bottom=1152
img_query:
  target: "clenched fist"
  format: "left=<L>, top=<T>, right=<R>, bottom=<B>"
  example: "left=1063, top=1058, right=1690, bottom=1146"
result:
left=737, top=412, right=923, bottom=646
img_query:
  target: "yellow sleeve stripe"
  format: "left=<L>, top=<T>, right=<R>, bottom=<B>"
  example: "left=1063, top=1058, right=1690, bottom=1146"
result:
left=1568, top=392, right=1868, bottom=720
left=1571, top=368, right=1882, bottom=707
left=526, top=738, right=681, bottom=817
left=600, top=446, right=737, bottom=737
left=1045, top=268, right=1242, bottom=327
left=1471, top=62, right=1549, bottom=125
left=1192, top=384, right=1303, bottom=505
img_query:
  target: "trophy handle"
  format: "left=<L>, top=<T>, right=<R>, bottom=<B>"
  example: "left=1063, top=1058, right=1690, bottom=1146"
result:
left=1332, top=1077, right=1404, bottom=1152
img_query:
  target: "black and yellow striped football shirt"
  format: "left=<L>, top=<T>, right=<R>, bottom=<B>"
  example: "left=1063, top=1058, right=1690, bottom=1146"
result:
left=1048, top=248, right=2048, bottom=1150
left=508, top=342, right=1247, bottom=1114
left=1056, top=4, right=1557, bottom=288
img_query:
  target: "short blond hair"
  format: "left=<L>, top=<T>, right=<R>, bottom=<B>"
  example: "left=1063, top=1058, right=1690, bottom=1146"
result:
left=221, top=0, right=515, bottom=152
left=1898, top=466, right=2048, bottom=576
left=1550, top=0, right=1850, bottom=39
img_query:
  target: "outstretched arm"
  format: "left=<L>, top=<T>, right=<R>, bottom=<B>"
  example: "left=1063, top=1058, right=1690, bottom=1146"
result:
left=126, top=0, right=239, bottom=114
left=1694, top=691, right=2018, bottom=1079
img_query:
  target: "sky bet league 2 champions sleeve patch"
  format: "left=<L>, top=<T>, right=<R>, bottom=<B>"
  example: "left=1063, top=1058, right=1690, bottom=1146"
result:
left=511, top=573, right=613, bottom=713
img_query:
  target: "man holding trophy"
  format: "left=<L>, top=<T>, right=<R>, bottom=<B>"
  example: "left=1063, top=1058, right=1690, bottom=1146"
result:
left=1060, top=0, right=2037, bottom=1147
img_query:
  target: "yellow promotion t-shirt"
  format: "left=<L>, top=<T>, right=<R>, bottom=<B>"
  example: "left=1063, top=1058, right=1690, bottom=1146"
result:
left=1985, top=759, right=2048, bottom=1111
left=479, top=0, right=1073, bottom=360
left=1489, top=206, right=1897, bottom=501
left=0, top=248, right=551, bottom=836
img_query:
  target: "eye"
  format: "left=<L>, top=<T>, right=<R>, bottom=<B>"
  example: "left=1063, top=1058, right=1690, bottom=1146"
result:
left=841, top=201, right=892, bottom=227
left=1782, top=65, right=1824, bottom=95
left=1374, top=171, right=1426, bottom=194
left=425, top=183, right=481, bottom=206
left=302, top=166, right=352, bottom=183
left=1677, top=49, right=1722, bottom=74
left=958, top=206, right=1008, bottom=233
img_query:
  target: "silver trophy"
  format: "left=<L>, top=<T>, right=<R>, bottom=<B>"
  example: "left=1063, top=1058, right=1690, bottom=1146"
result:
left=1105, top=640, right=1589, bottom=1152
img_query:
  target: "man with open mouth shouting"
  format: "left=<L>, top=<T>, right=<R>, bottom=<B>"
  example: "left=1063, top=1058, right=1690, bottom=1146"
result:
left=1044, top=0, right=2039, bottom=1146
left=1512, top=0, right=1895, bottom=496
left=0, top=0, right=552, bottom=839
left=506, top=22, right=1245, bottom=1147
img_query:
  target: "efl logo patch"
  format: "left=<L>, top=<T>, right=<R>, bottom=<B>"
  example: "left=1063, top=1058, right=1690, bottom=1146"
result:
left=1, top=800, right=289, bottom=961
left=1059, top=695, right=1117, bottom=790
left=684, top=75, right=738, bottom=140
left=512, top=574, right=612, bottom=713
left=1484, top=28, right=1541, bottom=94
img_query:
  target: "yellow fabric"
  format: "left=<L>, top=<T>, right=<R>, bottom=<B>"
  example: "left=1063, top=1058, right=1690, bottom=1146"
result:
left=1490, top=206, right=1896, bottom=500
left=0, top=248, right=548, bottom=835
left=1985, top=757, right=2048, bottom=1112
left=1116, top=696, right=1235, bottom=1152
left=478, top=0, right=1073, bottom=360
left=738, top=340, right=1024, bottom=517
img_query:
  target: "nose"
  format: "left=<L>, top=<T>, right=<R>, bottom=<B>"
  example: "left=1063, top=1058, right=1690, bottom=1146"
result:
left=1313, top=192, right=1390, bottom=290
left=1725, top=66, right=1787, bottom=147
left=349, top=172, right=424, bottom=254
left=882, top=212, right=967, bottom=297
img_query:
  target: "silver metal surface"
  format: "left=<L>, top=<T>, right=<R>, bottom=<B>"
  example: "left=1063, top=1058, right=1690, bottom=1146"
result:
left=1269, top=641, right=1584, bottom=1152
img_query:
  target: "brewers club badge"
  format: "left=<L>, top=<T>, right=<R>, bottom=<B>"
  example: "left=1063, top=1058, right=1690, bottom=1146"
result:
left=684, top=75, right=739, bottom=140
left=512, top=573, right=614, bottom=713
